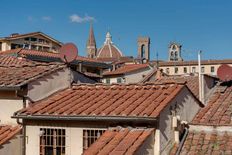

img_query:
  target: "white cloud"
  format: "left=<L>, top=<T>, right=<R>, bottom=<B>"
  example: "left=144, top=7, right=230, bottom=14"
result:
left=42, top=16, right=52, bottom=21
left=69, top=14, right=95, bottom=23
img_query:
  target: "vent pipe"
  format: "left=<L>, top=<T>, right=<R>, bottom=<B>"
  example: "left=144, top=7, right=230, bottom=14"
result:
left=198, top=51, right=204, bottom=103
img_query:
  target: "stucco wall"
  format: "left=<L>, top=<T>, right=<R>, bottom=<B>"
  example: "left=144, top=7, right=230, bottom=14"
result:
left=25, top=124, right=106, bottom=155
left=27, top=68, right=70, bottom=102
left=135, top=132, right=155, bottom=155
left=160, top=64, right=232, bottom=76
left=159, top=86, right=201, bottom=155
left=72, top=71, right=97, bottom=84
left=102, top=67, right=153, bottom=84
left=125, top=67, right=153, bottom=83
left=0, top=99, right=23, bottom=124
left=0, top=134, right=23, bottom=155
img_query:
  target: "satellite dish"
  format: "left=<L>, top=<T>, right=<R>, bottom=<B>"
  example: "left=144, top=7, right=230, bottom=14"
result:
left=217, top=64, right=232, bottom=82
left=59, top=43, right=78, bottom=63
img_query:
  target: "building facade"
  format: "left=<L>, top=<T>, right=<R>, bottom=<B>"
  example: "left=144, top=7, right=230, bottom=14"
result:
left=0, top=32, right=62, bottom=53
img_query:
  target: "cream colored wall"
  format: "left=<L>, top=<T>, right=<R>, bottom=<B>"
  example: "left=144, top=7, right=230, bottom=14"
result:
left=27, top=68, right=70, bottom=102
left=0, top=34, right=61, bottom=52
left=125, top=67, right=153, bottom=83
left=0, top=99, right=23, bottom=125
left=158, top=87, right=201, bottom=155
left=160, top=64, right=232, bottom=76
left=102, top=77, right=119, bottom=84
left=0, top=134, right=23, bottom=155
left=102, top=67, right=153, bottom=84
left=1, top=42, right=11, bottom=51
left=135, top=132, right=155, bottom=155
left=25, top=125, right=40, bottom=155
left=26, top=125, right=106, bottom=155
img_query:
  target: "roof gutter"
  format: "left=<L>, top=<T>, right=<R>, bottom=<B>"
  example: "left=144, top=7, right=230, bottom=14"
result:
left=0, top=86, right=22, bottom=91
left=12, top=115, right=157, bottom=124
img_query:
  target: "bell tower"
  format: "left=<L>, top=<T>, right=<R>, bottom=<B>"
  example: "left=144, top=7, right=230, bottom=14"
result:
left=86, top=24, right=97, bottom=58
left=137, top=37, right=150, bottom=61
left=168, top=42, right=183, bottom=61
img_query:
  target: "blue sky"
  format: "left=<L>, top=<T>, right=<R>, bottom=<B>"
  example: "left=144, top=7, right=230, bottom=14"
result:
left=0, top=0, right=232, bottom=60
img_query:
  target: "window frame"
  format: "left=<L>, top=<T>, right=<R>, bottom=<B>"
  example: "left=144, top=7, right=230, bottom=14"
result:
left=39, top=128, right=66, bottom=155
left=83, top=129, right=106, bottom=150
left=183, top=67, right=187, bottom=73
left=106, top=78, right=110, bottom=84
left=174, top=67, right=178, bottom=74
left=117, top=77, right=122, bottom=83
left=211, top=66, right=215, bottom=73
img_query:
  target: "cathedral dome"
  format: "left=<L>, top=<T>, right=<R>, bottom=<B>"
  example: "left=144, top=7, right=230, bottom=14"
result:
left=97, top=32, right=123, bottom=59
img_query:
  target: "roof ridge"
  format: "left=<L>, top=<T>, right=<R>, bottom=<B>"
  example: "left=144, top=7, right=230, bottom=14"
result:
left=72, top=82, right=185, bottom=88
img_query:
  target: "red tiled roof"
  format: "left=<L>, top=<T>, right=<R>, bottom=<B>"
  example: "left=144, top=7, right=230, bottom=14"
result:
left=97, top=44, right=122, bottom=59
left=15, top=83, right=185, bottom=118
left=140, top=68, right=168, bottom=83
left=0, top=55, right=40, bottom=67
left=83, top=128, right=154, bottom=155
left=157, top=59, right=232, bottom=67
left=0, top=125, right=22, bottom=145
left=192, top=83, right=232, bottom=125
left=103, top=64, right=150, bottom=76
left=180, top=131, right=232, bottom=155
left=154, top=76, right=200, bottom=99
left=0, top=48, right=104, bottom=63
left=0, top=55, right=65, bottom=88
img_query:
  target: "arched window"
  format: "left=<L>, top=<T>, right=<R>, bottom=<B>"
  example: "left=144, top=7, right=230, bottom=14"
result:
left=141, top=44, right=146, bottom=58
left=172, top=45, right=176, bottom=50
left=175, top=51, right=178, bottom=60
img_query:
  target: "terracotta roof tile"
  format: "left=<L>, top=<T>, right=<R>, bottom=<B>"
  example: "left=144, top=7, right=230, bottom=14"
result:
left=103, top=64, right=150, bottom=76
left=192, top=83, right=232, bottom=125
left=158, top=59, right=232, bottom=66
left=180, top=131, right=232, bottom=155
left=0, top=55, right=65, bottom=88
left=143, top=75, right=200, bottom=100
left=83, top=128, right=154, bottom=155
left=15, top=83, right=185, bottom=118
left=0, top=125, right=22, bottom=145
left=0, top=48, right=105, bottom=63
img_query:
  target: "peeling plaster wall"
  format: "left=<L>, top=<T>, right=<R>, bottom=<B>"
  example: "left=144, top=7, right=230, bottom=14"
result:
left=27, top=68, right=70, bottom=102
left=0, top=134, right=23, bottom=155
left=159, top=87, right=201, bottom=155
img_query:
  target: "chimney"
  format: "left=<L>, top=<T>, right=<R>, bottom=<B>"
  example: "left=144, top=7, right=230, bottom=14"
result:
left=10, top=33, right=19, bottom=37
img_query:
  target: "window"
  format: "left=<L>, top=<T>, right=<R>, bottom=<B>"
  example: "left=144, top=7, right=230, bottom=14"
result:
left=106, top=78, right=110, bottom=84
left=175, top=67, right=178, bottom=74
left=183, top=67, right=187, bottom=73
left=11, top=44, right=21, bottom=49
left=211, top=66, right=215, bottom=73
left=117, top=77, right=122, bottom=83
left=31, top=37, right=37, bottom=41
left=201, top=67, right=205, bottom=73
left=23, top=44, right=29, bottom=49
left=24, top=37, right=30, bottom=41
left=40, top=128, right=65, bottom=155
left=0, top=42, right=2, bottom=51
left=83, top=129, right=105, bottom=150
left=141, top=44, right=146, bottom=58
left=192, top=67, right=196, bottom=73
left=174, top=51, right=178, bottom=60
left=166, top=68, right=170, bottom=74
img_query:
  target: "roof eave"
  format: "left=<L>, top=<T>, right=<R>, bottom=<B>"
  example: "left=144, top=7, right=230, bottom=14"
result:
left=12, top=115, right=157, bottom=124
left=0, top=86, right=22, bottom=91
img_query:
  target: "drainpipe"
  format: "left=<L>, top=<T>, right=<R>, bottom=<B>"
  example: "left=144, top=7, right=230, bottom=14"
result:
left=175, top=127, right=189, bottom=155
